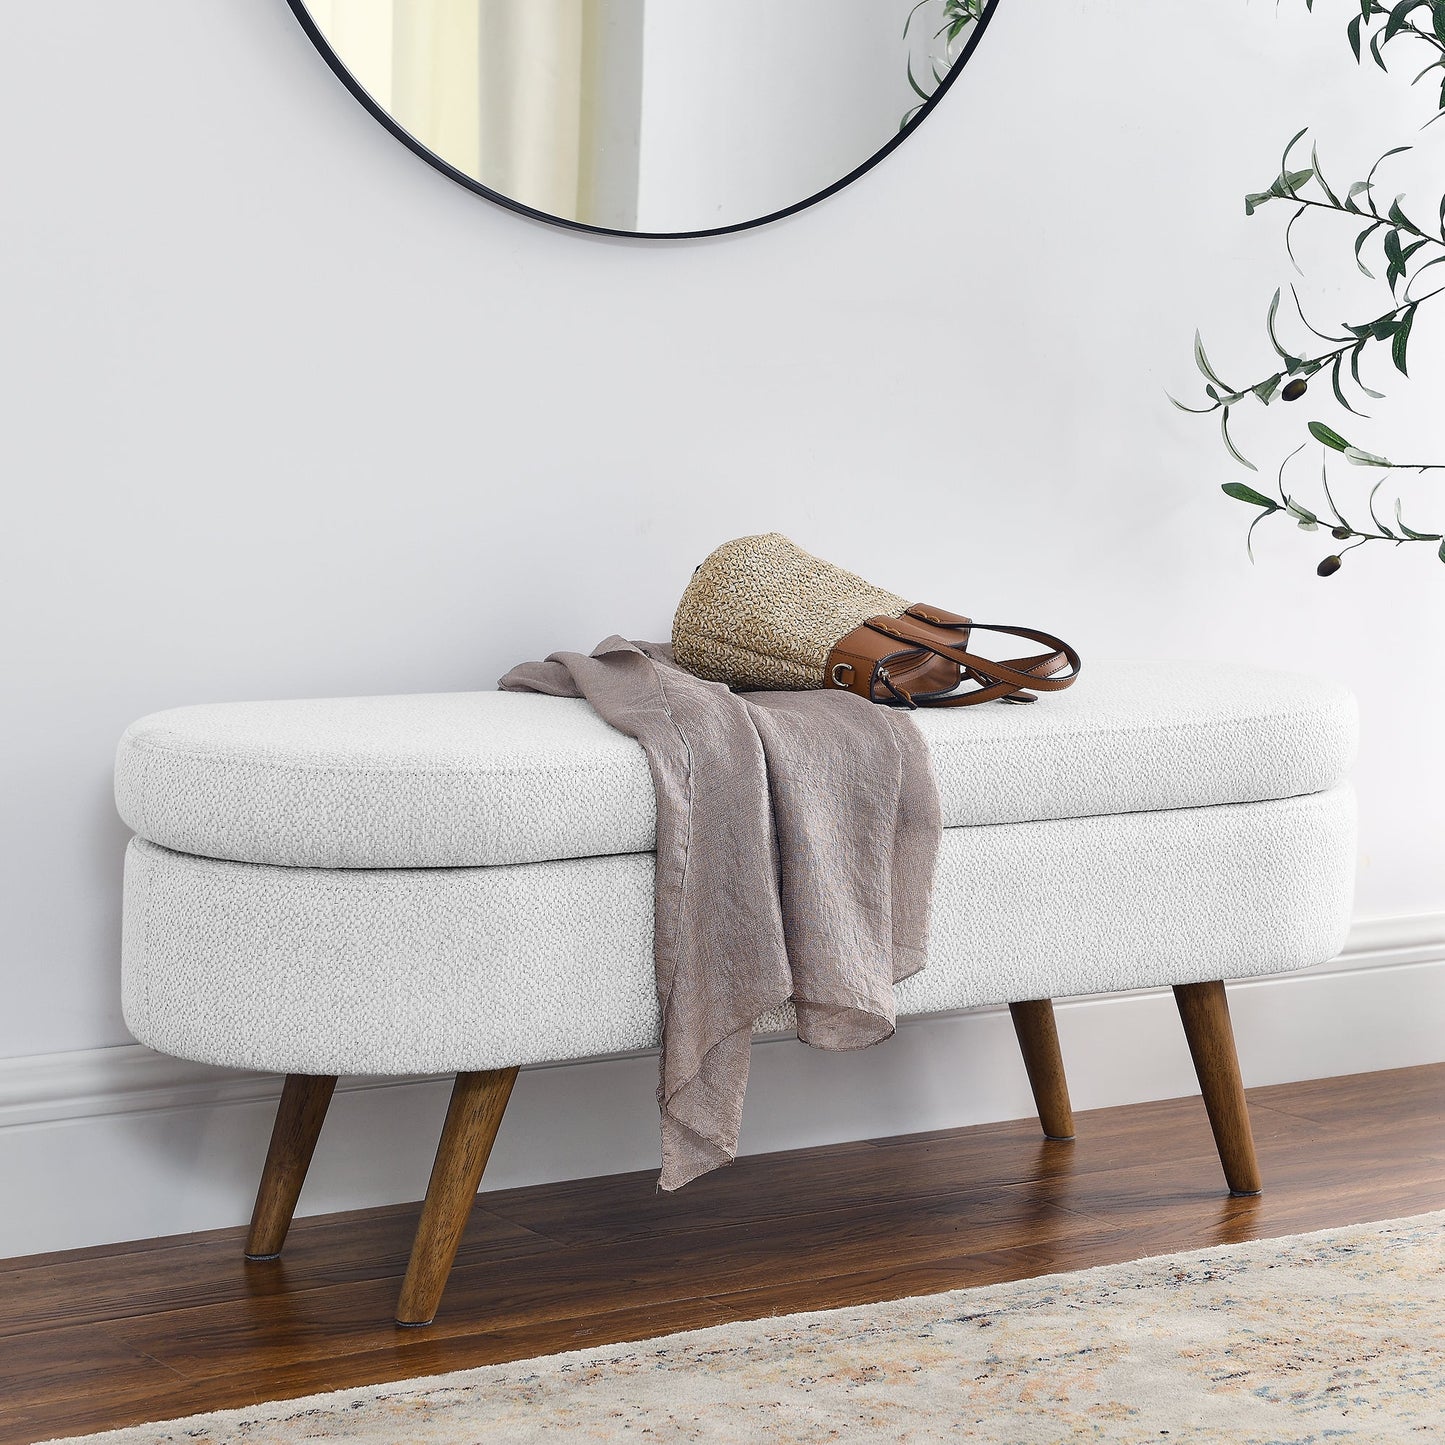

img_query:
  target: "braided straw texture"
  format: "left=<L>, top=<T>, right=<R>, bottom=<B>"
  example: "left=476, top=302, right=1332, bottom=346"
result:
left=672, top=534, right=909, bottom=690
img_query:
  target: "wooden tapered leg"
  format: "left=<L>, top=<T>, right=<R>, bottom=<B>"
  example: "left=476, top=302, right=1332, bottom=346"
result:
left=396, top=1067, right=519, bottom=1327
left=1009, top=999, right=1075, bottom=1140
left=245, top=1073, right=338, bottom=1260
left=1174, top=981, right=1262, bottom=1196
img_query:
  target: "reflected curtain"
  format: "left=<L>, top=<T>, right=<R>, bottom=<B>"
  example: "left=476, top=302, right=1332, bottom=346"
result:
left=304, top=0, right=643, bottom=228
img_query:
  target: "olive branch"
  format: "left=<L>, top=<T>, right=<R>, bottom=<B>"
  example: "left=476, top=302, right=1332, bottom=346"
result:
left=1177, top=0, right=1445, bottom=575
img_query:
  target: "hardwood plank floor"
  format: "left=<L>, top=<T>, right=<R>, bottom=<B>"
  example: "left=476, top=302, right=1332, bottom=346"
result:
left=3, top=1063, right=1443, bottom=1444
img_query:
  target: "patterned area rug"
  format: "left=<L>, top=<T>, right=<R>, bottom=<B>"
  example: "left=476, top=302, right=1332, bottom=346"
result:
left=45, top=1211, right=1445, bottom=1444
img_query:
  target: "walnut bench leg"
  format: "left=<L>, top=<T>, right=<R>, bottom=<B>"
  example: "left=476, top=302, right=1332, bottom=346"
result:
left=1009, top=986, right=1262, bottom=1196
left=246, top=989, right=1255, bottom=1322
left=1174, top=980, right=1262, bottom=1196
left=245, top=1073, right=338, bottom=1261
left=396, top=1066, right=520, bottom=1327
left=1009, top=999, right=1075, bottom=1141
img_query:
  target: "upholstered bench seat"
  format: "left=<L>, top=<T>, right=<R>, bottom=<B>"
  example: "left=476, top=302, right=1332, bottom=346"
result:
left=115, top=659, right=1357, bottom=1326
left=116, top=659, right=1353, bottom=868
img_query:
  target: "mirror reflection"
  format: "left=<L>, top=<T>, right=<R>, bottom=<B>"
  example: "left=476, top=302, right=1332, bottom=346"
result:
left=296, top=0, right=995, bottom=235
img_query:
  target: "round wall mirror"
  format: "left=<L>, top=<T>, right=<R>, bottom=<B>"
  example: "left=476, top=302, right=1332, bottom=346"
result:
left=289, top=0, right=1000, bottom=238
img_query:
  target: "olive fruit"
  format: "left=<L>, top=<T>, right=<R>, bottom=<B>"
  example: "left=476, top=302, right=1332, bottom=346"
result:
left=1317, top=554, right=1342, bottom=577
left=1331, top=526, right=1351, bottom=540
left=1282, top=378, right=1308, bottom=402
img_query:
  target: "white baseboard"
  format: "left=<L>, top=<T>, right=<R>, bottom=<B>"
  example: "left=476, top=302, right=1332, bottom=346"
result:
left=4, top=913, right=1444, bottom=1260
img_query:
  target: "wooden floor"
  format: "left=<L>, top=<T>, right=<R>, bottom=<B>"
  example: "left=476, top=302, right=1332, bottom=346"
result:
left=4, top=1063, right=1445, bottom=1444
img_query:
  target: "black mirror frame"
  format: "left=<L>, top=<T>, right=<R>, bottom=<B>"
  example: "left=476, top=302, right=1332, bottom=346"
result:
left=285, top=0, right=1002, bottom=240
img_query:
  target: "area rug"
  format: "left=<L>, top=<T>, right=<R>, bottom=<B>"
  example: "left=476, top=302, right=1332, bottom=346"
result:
left=44, top=1211, right=1445, bottom=1444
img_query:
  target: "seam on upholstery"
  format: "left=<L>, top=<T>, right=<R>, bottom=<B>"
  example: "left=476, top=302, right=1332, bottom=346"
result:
left=135, top=786, right=1344, bottom=889
left=129, top=784, right=1344, bottom=878
left=125, top=781, right=1345, bottom=872
left=137, top=839, right=653, bottom=892
left=135, top=838, right=657, bottom=873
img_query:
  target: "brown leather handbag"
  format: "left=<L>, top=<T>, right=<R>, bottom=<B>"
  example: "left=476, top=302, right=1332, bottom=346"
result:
left=671, top=534, right=1080, bottom=708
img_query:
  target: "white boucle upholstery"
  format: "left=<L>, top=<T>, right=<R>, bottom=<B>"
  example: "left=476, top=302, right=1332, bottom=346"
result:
left=122, top=785, right=1356, bottom=1076
left=114, top=661, right=1356, bottom=870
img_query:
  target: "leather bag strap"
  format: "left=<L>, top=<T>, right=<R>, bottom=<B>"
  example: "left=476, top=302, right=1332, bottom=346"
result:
left=876, top=610, right=1081, bottom=694
left=825, top=603, right=1081, bottom=709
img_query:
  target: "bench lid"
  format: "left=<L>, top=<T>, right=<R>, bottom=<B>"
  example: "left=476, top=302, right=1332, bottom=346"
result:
left=115, top=660, right=1355, bottom=869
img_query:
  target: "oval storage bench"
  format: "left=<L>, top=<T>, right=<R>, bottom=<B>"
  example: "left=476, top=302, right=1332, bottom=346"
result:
left=115, top=658, right=1357, bottom=1324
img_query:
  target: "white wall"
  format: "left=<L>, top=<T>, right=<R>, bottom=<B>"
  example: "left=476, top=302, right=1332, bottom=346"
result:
left=2, top=0, right=1444, bottom=1253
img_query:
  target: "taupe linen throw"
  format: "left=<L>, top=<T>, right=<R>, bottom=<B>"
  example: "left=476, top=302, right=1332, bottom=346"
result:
left=500, top=637, right=941, bottom=1191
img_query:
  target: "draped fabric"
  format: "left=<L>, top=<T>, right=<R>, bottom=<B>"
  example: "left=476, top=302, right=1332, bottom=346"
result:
left=501, top=638, right=941, bottom=1190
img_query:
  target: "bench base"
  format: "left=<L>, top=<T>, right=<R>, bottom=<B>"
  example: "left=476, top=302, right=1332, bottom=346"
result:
left=121, top=787, right=1355, bottom=1078
left=243, top=983, right=1260, bottom=1326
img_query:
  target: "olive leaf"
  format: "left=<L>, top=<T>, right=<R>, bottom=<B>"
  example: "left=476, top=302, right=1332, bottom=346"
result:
left=1344, top=445, right=1393, bottom=465
left=1222, top=482, right=1279, bottom=509
left=1309, top=421, right=1352, bottom=451
left=1287, top=498, right=1322, bottom=528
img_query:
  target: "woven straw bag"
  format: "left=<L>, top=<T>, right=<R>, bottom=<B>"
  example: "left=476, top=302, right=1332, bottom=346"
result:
left=672, top=533, right=1080, bottom=708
